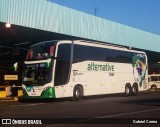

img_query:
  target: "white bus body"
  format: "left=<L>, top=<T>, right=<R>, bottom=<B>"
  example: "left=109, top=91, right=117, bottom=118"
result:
left=22, top=40, right=148, bottom=100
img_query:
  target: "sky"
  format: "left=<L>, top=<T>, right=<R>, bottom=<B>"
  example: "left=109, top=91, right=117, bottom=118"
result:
left=49, top=0, right=160, bottom=35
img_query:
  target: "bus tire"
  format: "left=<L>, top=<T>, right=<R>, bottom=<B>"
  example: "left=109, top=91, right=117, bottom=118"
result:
left=73, top=86, right=82, bottom=101
left=131, top=84, right=138, bottom=96
left=151, top=85, right=157, bottom=91
left=125, top=84, right=131, bottom=96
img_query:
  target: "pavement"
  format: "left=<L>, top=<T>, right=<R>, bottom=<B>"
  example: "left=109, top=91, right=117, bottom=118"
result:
left=1, top=91, right=160, bottom=127
left=0, top=96, right=19, bottom=101
left=0, top=86, right=22, bottom=101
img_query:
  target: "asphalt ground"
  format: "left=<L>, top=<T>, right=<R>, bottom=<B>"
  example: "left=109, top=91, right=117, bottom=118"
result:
left=0, top=91, right=160, bottom=127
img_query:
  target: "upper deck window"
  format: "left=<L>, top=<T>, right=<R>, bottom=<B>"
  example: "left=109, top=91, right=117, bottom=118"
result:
left=26, top=41, right=57, bottom=60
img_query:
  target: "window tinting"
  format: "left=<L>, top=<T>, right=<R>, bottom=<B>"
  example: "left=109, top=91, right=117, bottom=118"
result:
left=73, top=44, right=134, bottom=63
left=54, top=44, right=71, bottom=86
left=27, top=41, right=57, bottom=60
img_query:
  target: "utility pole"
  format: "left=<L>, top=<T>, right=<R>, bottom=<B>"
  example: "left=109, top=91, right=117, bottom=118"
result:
left=95, top=7, right=99, bottom=16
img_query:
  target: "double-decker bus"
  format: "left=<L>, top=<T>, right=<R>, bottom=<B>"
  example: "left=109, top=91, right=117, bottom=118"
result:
left=16, top=40, right=148, bottom=101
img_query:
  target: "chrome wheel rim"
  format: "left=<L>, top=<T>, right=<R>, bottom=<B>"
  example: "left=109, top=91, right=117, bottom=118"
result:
left=125, top=87, right=130, bottom=95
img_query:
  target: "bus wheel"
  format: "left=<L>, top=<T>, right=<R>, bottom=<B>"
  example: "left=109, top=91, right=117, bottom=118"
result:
left=73, top=86, right=82, bottom=101
left=132, top=84, right=138, bottom=96
left=125, top=85, right=131, bottom=96
left=151, top=85, right=157, bottom=91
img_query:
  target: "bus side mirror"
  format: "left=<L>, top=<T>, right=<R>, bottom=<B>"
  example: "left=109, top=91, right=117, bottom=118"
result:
left=13, top=62, right=18, bottom=72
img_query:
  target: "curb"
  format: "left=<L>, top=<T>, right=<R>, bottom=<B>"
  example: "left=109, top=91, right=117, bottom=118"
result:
left=0, top=97, right=18, bottom=101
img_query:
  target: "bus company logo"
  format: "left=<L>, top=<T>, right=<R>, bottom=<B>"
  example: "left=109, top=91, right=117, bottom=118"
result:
left=87, top=62, right=114, bottom=72
left=26, top=86, right=34, bottom=92
left=2, top=119, right=11, bottom=124
left=73, top=70, right=83, bottom=76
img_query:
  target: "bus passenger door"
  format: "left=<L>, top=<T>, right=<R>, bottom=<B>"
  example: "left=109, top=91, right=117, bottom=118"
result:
left=54, top=43, right=72, bottom=98
left=54, top=58, right=65, bottom=98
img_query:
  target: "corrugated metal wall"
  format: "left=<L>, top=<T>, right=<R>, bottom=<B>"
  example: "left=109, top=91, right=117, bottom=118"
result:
left=0, top=0, right=160, bottom=52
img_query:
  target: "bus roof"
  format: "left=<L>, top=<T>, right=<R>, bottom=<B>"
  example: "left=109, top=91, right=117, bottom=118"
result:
left=31, top=40, right=147, bottom=55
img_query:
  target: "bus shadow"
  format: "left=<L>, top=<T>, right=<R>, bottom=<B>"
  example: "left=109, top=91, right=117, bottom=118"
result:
left=18, top=93, right=126, bottom=103
left=18, top=96, right=69, bottom=103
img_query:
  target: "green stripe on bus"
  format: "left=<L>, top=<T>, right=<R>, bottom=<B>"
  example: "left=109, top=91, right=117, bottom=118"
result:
left=23, top=87, right=56, bottom=99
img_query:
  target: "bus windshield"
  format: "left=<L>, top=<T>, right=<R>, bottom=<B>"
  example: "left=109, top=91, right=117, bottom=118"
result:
left=23, top=63, right=52, bottom=85
left=26, top=41, right=57, bottom=60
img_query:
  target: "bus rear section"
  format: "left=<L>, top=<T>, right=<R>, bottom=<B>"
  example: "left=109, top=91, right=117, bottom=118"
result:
left=69, top=41, right=148, bottom=99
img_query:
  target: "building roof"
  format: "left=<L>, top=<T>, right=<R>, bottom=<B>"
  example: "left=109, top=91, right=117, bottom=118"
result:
left=0, top=0, right=160, bottom=52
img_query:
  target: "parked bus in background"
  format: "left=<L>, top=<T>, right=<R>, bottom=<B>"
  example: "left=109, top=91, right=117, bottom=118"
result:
left=148, top=74, right=160, bottom=91
left=14, top=40, right=148, bottom=101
